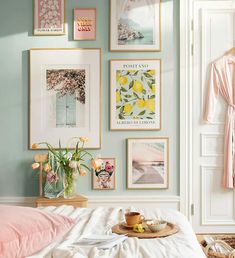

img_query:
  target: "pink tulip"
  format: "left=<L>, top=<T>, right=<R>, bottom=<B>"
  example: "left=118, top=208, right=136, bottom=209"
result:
left=31, top=163, right=40, bottom=170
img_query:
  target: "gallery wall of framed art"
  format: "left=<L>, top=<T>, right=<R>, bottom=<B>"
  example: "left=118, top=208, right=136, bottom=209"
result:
left=0, top=0, right=179, bottom=197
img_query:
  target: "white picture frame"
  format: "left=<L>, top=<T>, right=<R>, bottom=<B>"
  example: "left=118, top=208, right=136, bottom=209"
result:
left=29, top=48, right=101, bottom=149
left=110, top=0, right=161, bottom=52
left=127, top=138, right=169, bottom=189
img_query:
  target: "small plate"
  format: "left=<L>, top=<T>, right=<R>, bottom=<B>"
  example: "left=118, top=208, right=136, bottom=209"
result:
left=121, top=222, right=141, bottom=229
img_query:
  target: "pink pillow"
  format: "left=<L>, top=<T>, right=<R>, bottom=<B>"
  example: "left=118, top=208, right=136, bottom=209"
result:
left=0, top=205, right=75, bottom=258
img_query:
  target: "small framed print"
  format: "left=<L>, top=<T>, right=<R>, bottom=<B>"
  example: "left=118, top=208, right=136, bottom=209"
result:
left=74, top=8, right=96, bottom=40
left=110, top=59, right=161, bottom=130
left=110, top=0, right=161, bottom=51
left=92, top=158, right=116, bottom=190
left=34, top=0, right=66, bottom=35
left=127, top=138, right=169, bottom=189
left=29, top=48, right=101, bottom=149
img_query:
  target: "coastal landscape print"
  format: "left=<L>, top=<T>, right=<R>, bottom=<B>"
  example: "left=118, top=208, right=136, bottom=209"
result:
left=127, top=138, right=168, bottom=189
left=110, top=0, right=160, bottom=51
left=46, top=69, right=86, bottom=128
left=116, top=69, right=156, bottom=120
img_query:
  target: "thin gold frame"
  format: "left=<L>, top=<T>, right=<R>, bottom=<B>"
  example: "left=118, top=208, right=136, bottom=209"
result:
left=110, top=59, right=162, bottom=131
left=73, top=8, right=96, bottom=41
left=33, top=0, right=66, bottom=36
left=29, top=48, right=102, bottom=150
left=109, top=0, right=162, bottom=52
left=126, top=138, right=169, bottom=190
left=92, top=158, right=117, bottom=190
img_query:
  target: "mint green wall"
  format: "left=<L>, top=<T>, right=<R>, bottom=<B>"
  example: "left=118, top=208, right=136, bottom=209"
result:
left=0, top=0, right=179, bottom=197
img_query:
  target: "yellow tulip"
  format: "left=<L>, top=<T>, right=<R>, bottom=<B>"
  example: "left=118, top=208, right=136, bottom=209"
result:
left=118, top=76, right=128, bottom=85
left=79, top=137, right=89, bottom=143
left=132, top=80, right=143, bottom=93
left=124, top=104, right=133, bottom=114
left=145, top=99, right=155, bottom=112
left=116, top=91, right=121, bottom=103
left=136, top=99, right=145, bottom=108
left=148, top=70, right=156, bottom=76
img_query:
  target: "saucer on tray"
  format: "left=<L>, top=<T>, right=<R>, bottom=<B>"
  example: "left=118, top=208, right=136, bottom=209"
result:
left=121, top=222, right=141, bottom=229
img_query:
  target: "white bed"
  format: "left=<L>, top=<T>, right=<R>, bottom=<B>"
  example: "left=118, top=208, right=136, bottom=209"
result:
left=28, top=205, right=206, bottom=258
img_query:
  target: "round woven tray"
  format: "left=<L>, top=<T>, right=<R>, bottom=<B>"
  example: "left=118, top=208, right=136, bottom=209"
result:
left=112, top=222, right=179, bottom=239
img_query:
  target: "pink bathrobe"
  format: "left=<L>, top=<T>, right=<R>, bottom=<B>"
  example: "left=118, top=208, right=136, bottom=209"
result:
left=204, top=55, right=235, bottom=188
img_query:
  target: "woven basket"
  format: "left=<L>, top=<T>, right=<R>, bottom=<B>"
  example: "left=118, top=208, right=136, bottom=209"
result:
left=201, top=236, right=235, bottom=258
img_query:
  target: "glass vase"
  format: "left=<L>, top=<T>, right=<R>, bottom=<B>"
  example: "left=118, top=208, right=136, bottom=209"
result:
left=63, top=170, right=78, bottom=199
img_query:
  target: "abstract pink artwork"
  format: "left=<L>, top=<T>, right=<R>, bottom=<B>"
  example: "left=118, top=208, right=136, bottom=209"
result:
left=34, top=0, right=65, bottom=35
left=74, top=8, right=96, bottom=40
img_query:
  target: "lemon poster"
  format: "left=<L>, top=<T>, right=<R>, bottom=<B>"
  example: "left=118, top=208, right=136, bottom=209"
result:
left=110, top=59, right=161, bottom=130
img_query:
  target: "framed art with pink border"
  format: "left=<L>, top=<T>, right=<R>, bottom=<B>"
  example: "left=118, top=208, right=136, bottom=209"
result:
left=92, top=158, right=116, bottom=190
left=74, top=8, right=96, bottom=41
left=34, top=0, right=66, bottom=35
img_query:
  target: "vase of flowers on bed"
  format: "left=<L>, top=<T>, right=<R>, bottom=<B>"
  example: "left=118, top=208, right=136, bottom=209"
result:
left=31, top=137, right=92, bottom=199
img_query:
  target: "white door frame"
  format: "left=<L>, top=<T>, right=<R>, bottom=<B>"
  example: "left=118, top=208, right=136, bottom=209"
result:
left=180, top=0, right=193, bottom=220
left=179, top=0, right=235, bottom=224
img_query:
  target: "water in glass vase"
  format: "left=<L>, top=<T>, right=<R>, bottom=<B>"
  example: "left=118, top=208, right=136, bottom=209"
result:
left=63, top=171, right=78, bottom=199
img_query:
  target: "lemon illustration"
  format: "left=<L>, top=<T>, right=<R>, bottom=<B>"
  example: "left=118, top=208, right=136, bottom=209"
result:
left=133, top=224, right=145, bottom=233
left=124, top=104, right=133, bottom=114
left=116, top=91, right=121, bottom=103
left=136, top=99, right=145, bottom=108
left=148, top=70, right=156, bottom=76
left=151, top=84, right=156, bottom=94
left=119, top=76, right=128, bottom=85
left=132, top=80, right=143, bottom=93
left=145, top=99, right=155, bottom=112
left=116, top=72, right=120, bottom=82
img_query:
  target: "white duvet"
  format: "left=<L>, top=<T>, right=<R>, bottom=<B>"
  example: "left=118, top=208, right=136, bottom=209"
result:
left=29, top=205, right=206, bottom=258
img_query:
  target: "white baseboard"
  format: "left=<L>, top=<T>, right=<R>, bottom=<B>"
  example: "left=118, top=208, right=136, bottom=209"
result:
left=0, top=195, right=180, bottom=210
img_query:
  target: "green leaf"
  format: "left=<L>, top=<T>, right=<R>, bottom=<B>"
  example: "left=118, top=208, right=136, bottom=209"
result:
left=80, top=163, right=91, bottom=172
left=120, top=106, right=124, bottom=113
left=147, top=81, right=152, bottom=88
left=138, top=110, right=146, bottom=116
left=121, top=87, right=128, bottom=92
left=124, top=98, right=129, bottom=102
left=142, top=89, right=146, bottom=95
left=151, top=79, right=156, bottom=84
left=146, top=117, right=153, bottom=119
left=133, top=92, right=139, bottom=99
left=143, top=73, right=152, bottom=78
left=149, top=112, right=155, bottom=115
left=133, top=71, right=139, bottom=76
left=129, top=81, right=134, bottom=89
left=116, top=106, right=121, bottom=109
left=119, top=114, right=124, bottom=119
left=124, top=94, right=132, bottom=98
left=149, top=95, right=155, bottom=99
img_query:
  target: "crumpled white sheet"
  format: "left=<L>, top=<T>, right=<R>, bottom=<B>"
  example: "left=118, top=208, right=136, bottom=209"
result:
left=28, top=205, right=206, bottom=258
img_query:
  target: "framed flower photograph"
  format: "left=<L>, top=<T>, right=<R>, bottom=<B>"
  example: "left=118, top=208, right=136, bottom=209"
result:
left=92, top=158, right=116, bottom=190
left=110, top=59, right=161, bottom=130
left=110, top=0, right=161, bottom=51
left=74, top=8, right=96, bottom=40
left=127, top=138, right=169, bottom=189
left=34, top=0, right=66, bottom=35
left=29, top=48, right=101, bottom=149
